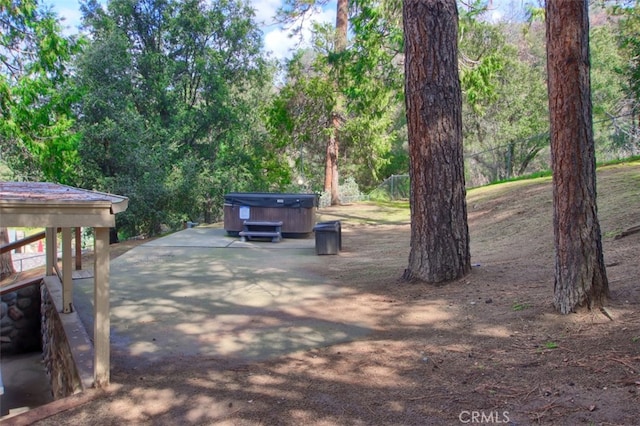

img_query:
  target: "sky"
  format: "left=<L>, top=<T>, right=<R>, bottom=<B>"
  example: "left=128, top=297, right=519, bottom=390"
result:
left=45, top=0, right=524, bottom=62
left=45, top=0, right=337, bottom=62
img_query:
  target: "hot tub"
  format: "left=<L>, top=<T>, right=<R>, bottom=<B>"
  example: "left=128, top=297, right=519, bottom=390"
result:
left=224, top=193, right=318, bottom=237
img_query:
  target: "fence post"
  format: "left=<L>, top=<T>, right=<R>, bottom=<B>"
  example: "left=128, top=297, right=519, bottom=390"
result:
left=391, top=175, right=395, bottom=200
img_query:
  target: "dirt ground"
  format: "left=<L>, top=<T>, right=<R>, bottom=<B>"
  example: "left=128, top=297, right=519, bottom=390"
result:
left=15, top=162, right=640, bottom=425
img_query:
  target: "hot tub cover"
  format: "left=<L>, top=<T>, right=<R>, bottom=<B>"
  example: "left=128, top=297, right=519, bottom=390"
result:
left=224, top=193, right=318, bottom=209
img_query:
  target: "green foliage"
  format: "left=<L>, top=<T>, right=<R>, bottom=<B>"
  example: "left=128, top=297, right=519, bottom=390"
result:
left=0, top=0, right=83, bottom=184
left=596, top=155, right=640, bottom=167
left=460, top=54, right=504, bottom=113
left=341, top=0, right=404, bottom=189
left=369, top=198, right=409, bottom=210
left=266, top=50, right=335, bottom=192
left=462, top=5, right=635, bottom=186
left=590, top=22, right=628, bottom=157
left=614, top=1, right=640, bottom=102
left=318, top=176, right=364, bottom=207
left=458, top=2, right=506, bottom=114
left=591, top=26, right=625, bottom=117
left=607, top=2, right=640, bottom=157
left=524, top=4, right=545, bottom=23
left=276, top=0, right=334, bottom=39
left=484, top=169, right=552, bottom=188
left=268, top=0, right=406, bottom=193
left=512, top=301, right=531, bottom=311
left=4, top=0, right=636, bottom=234
left=462, top=16, right=550, bottom=185
left=76, top=0, right=275, bottom=237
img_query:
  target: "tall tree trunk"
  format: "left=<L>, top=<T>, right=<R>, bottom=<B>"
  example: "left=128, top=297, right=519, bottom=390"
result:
left=335, top=0, right=348, bottom=51
left=324, top=0, right=348, bottom=206
left=1, top=227, right=16, bottom=280
left=546, top=0, right=609, bottom=314
left=324, top=129, right=339, bottom=202
left=402, top=0, right=471, bottom=283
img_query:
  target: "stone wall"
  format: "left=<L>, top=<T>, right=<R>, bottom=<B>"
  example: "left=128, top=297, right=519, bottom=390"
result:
left=41, top=278, right=87, bottom=399
left=2, top=276, right=95, bottom=399
left=0, top=282, right=41, bottom=354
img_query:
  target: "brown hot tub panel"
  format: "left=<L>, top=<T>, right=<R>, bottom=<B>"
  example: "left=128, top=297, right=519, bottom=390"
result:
left=223, top=193, right=318, bottom=237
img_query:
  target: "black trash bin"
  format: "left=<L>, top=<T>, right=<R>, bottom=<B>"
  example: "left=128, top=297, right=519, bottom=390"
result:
left=319, top=220, right=341, bottom=250
left=313, top=221, right=341, bottom=255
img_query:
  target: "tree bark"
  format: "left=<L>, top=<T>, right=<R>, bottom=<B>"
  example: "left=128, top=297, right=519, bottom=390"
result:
left=546, top=0, right=609, bottom=314
left=324, top=0, right=348, bottom=206
left=1, top=227, right=16, bottom=280
left=402, top=0, right=471, bottom=283
left=324, top=125, right=340, bottom=204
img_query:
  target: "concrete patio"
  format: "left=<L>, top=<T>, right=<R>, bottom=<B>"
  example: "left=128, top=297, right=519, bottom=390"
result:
left=2, top=221, right=368, bottom=420
left=72, top=224, right=370, bottom=366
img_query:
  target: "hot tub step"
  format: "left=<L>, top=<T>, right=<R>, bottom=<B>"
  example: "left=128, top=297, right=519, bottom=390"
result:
left=239, top=231, right=282, bottom=242
left=239, top=220, right=283, bottom=242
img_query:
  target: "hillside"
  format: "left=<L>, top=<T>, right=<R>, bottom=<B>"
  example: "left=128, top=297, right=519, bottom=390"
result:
left=23, top=160, right=640, bottom=425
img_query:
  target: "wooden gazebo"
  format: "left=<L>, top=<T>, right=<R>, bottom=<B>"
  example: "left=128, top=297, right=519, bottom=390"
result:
left=0, top=182, right=128, bottom=387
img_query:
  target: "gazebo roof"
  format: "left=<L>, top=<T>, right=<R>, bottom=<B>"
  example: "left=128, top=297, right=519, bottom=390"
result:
left=0, top=182, right=128, bottom=228
left=1, top=181, right=128, bottom=389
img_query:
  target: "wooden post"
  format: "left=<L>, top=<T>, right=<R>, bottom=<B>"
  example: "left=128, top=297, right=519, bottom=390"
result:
left=75, top=227, right=82, bottom=270
left=62, top=227, right=73, bottom=313
left=93, top=227, right=110, bottom=387
left=45, top=227, right=56, bottom=276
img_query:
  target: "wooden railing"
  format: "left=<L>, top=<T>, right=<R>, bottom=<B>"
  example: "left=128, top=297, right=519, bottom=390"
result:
left=0, top=274, right=44, bottom=295
left=0, top=228, right=83, bottom=271
left=0, top=230, right=47, bottom=254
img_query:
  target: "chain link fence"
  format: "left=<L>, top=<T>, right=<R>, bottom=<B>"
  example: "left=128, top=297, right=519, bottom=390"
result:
left=369, top=115, right=640, bottom=201
left=369, top=174, right=410, bottom=201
